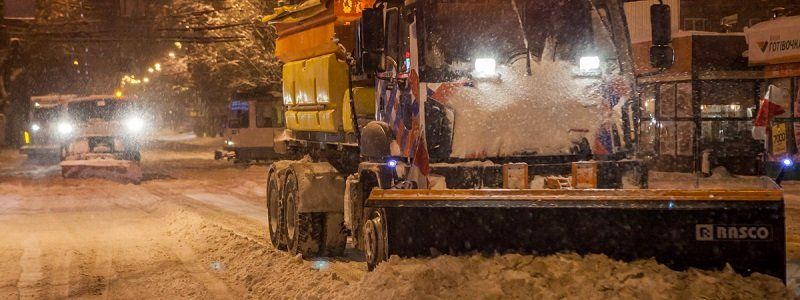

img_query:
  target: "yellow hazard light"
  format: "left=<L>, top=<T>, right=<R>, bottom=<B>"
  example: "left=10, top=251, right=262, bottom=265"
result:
left=23, top=131, right=30, bottom=144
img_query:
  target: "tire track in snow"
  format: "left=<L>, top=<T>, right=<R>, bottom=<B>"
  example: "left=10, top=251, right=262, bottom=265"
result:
left=184, top=192, right=266, bottom=224
left=16, top=237, right=44, bottom=298
left=165, top=238, right=242, bottom=298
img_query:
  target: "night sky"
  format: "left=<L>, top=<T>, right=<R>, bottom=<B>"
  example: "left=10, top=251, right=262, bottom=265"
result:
left=4, top=0, right=36, bottom=18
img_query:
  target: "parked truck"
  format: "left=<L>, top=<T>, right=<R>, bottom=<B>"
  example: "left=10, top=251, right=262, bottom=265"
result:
left=262, top=0, right=786, bottom=279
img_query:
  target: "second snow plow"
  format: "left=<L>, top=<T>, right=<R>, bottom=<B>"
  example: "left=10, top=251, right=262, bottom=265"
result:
left=365, top=185, right=786, bottom=279
left=58, top=95, right=148, bottom=183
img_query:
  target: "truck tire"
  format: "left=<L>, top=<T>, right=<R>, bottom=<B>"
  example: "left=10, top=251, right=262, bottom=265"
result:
left=267, top=173, right=287, bottom=250
left=284, top=171, right=324, bottom=257
left=363, top=208, right=388, bottom=271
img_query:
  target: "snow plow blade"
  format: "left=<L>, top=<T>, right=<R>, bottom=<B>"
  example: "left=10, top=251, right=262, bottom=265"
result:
left=60, top=159, right=143, bottom=183
left=367, top=185, right=786, bottom=280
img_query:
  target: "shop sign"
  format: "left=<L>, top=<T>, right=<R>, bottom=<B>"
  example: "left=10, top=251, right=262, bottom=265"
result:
left=745, top=16, right=800, bottom=65
left=771, top=122, right=788, bottom=155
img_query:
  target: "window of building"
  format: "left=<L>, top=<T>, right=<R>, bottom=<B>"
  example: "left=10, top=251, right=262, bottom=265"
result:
left=700, top=81, right=756, bottom=118
left=698, top=81, right=760, bottom=154
left=676, top=83, right=693, bottom=117
left=701, top=120, right=753, bottom=144
left=639, top=119, right=656, bottom=154
left=641, top=85, right=656, bottom=119
left=655, top=82, right=694, bottom=157
left=683, top=18, right=707, bottom=31
left=659, top=84, right=676, bottom=118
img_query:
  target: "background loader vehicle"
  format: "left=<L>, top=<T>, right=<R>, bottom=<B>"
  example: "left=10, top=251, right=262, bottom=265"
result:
left=262, top=0, right=786, bottom=280
left=20, top=94, right=76, bottom=162
left=59, top=95, right=149, bottom=183
left=215, top=88, right=286, bottom=163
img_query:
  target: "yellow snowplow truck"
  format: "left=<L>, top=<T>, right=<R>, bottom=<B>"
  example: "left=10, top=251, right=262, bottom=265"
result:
left=263, top=0, right=786, bottom=280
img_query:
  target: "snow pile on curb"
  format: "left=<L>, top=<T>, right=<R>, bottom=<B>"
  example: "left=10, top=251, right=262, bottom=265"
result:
left=337, top=253, right=791, bottom=299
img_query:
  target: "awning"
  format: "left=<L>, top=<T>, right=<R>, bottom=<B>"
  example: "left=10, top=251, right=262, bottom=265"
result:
left=745, top=16, right=800, bottom=65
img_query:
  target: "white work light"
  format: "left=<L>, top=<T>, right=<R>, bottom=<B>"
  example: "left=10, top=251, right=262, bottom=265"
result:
left=124, top=116, right=145, bottom=132
left=579, top=56, right=601, bottom=72
left=474, top=58, right=497, bottom=76
left=31, top=124, right=41, bottom=132
left=57, top=122, right=73, bottom=135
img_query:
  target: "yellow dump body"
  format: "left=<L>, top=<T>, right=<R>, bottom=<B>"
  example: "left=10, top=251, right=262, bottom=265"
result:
left=269, top=1, right=376, bottom=135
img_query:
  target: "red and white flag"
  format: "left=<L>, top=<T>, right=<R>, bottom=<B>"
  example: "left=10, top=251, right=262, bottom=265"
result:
left=753, top=85, right=788, bottom=140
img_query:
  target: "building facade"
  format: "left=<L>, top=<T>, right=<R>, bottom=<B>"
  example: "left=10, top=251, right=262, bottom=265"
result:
left=624, top=1, right=781, bottom=174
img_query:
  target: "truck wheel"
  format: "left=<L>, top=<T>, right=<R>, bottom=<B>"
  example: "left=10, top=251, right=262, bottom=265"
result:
left=284, top=171, right=324, bottom=257
left=267, top=173, right=287, bottom=250
left=363, top=208, right=388, bottom=271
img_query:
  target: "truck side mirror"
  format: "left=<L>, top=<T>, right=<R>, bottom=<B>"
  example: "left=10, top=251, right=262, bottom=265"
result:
left=649, top=4, right=674, bottom=68
left=650, top=45, right=674, bottom=69
left=360, top=8, right=385, bottom=74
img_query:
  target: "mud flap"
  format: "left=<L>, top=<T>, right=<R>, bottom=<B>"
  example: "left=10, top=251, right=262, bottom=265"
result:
left=60, top=159, right=143, bottom=183
left=368, top=188, right=786, bottom=281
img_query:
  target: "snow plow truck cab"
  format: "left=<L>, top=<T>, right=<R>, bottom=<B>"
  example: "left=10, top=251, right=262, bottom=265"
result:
left=261, top=0, right=787, bottom=281
left=59, top=94, right=149, bottom=183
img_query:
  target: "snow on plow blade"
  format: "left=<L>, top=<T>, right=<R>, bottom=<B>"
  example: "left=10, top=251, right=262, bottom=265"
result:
left=367, top=184, right=786, bottom=281
left=60, top=159, right=143, bottom=183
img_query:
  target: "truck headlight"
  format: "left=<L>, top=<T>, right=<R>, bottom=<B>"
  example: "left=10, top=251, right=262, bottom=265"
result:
left=579, top=56, right=600, bottom=72
left=57, top=122, right=73, bottom=135
left=474, top=58, right=496, bottom=76
left=31, top=124, right=41, bottom=132
left=124, top=116, right=145, bottom=132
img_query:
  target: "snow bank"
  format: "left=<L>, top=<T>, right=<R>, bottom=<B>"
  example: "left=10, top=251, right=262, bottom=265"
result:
left=337, top=253, right=791, bottom=299
left=441, top=55, right=611, bottom=158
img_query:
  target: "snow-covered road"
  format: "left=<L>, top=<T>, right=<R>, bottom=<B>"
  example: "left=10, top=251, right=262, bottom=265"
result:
left=0, top=138, right=796, bottom=298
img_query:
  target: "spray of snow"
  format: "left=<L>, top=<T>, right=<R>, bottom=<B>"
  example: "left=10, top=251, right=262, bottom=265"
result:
left=443, top=49, right=607, bottom=158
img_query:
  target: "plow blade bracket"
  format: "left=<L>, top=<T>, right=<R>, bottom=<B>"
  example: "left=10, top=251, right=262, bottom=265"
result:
left=368, top=187, right=786, bottom=281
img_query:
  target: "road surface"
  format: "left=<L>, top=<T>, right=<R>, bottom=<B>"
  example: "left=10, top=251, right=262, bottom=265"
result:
left=0, top=136, right=796, bottom=299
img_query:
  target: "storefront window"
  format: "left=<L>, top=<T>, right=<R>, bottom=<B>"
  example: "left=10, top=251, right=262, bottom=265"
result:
left=677, top=121, right=694, bottom=156
left=640, top=85, right=655, bottom=119
left=700, top=81, right=756, bottom=118
left=659, top=84, right=676, bottom=118
left=701, top=120, right=754, bottom=144
left=659, top=121, right=676, bottom=155
left=676, top=83, right=692, bottom=118
left=639, top=120, right=656, bottom=154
